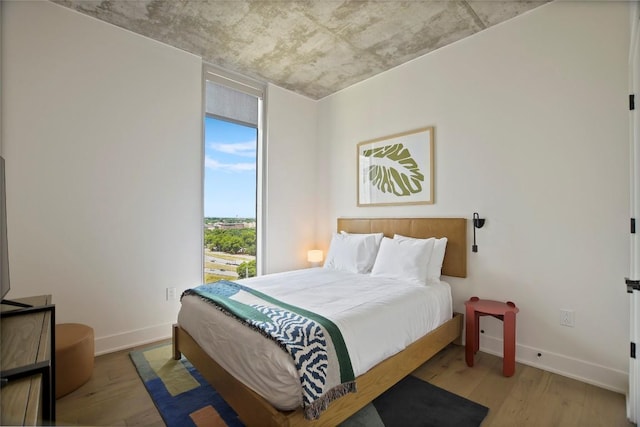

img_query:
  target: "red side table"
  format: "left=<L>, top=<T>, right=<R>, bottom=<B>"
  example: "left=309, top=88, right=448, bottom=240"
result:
left=464, top=296, right=519, bottom=377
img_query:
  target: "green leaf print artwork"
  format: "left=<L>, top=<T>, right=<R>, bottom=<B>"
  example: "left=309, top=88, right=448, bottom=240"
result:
left=362, top=143, right=424, bottom=197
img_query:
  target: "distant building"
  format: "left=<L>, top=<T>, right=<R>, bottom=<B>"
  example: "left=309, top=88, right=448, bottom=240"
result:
left=205, top=221, right=256, bottom=230
left=217, top=222, right=245, bottom=230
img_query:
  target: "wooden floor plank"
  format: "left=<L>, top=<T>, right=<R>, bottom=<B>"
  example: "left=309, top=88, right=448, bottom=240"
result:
left=56, top=342, right=164, bottom=426
left=56, top=341, right=632, bottom=426
left=579, top=382, right=632, bottom=427
left=493, top=366, right=556, bottom=426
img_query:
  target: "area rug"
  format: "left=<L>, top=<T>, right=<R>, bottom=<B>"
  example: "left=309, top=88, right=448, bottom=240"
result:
left=130, top=344, right=489, bottom=427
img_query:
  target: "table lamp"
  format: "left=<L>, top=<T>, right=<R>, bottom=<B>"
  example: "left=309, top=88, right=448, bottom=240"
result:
left=307, top=249, right=323, bottom=267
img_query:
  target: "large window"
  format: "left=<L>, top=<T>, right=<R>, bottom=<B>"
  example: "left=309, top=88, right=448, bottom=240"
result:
left=203, top=67, right=264, bottom=283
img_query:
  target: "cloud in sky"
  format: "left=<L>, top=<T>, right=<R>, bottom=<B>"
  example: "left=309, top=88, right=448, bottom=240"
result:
left=210, top=141, right=256, bottom=157
left=205, top=140, right=256, bottom=172
left=205, top=156, right=255, bottom=172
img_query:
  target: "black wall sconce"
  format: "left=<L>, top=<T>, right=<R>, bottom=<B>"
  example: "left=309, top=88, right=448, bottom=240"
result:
left=472, top=212, right=485, bottom=253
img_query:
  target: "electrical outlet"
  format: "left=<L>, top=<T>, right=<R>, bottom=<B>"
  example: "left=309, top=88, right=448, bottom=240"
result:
left=166, top=287, right=177, bottom=301
left=560, top=309, right=575, bottom=327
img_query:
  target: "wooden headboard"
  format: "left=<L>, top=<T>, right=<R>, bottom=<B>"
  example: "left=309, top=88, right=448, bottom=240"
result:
left=337, top=217, right=467, bottom=278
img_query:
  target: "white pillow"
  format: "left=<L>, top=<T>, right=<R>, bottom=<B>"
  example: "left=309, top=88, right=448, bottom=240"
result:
left=394, top=234, right=448, bottom=283
left=324, top=232, right=384, bottom=274
left=340, top=230, right=384, bottom=244
left=371, top=237, right=435, bottom=285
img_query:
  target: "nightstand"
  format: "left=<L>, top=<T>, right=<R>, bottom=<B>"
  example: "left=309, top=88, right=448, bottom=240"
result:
left=464, top=296, right=519, bottom=377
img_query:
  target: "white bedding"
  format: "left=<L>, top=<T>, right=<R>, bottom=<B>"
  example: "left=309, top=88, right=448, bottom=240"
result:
left=177, top=267, right=452, bottom=410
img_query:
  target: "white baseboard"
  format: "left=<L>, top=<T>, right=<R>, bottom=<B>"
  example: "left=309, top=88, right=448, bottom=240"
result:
left=94, top=322, right=173, bottom=356
left=478, top=334, right=628, bottom=394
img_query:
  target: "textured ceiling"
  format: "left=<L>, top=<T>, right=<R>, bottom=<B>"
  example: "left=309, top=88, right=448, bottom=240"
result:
left=52, top=0, right=549, bottom=99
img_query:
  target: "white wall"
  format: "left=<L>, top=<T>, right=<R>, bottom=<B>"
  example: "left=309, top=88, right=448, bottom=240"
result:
left=264, top=84, right=318, bottom=273
left=2, top=1, right=203, bottom=353
left=317, top=1, right=631, bottom=392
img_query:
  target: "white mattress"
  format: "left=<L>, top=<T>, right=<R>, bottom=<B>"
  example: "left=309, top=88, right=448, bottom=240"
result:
left=177, top=267, right=452, bottom=410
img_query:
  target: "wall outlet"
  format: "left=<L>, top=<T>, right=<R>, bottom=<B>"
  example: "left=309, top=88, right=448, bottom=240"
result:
left=560, top=309, right=575, bottom=327
left=166, top=287, right=178, bottom=301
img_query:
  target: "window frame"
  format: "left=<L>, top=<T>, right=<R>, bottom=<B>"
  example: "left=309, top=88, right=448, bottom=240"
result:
left=202, top=64, right=267, bottom=278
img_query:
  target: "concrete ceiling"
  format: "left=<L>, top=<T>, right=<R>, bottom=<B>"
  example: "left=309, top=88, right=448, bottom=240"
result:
left=51, top=0, right=549, bottom=100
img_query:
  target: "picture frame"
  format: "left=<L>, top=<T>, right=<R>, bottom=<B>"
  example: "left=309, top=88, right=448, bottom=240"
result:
left=357, top=127, right=434, bottom=207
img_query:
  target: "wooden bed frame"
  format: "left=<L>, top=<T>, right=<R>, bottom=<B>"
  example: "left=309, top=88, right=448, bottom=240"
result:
left=173, top=217, right=467, bottom=427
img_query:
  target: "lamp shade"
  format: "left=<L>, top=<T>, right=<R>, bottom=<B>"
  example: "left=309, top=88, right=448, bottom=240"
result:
left=307, top=249, right=323, bottom=263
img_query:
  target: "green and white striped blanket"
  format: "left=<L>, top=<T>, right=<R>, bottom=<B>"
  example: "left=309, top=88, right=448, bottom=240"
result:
left=182, top=280, right=356, bottom=419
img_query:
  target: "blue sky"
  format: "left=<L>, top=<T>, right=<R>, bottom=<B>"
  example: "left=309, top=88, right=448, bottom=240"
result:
left=204, top=116, right=257, bottom=218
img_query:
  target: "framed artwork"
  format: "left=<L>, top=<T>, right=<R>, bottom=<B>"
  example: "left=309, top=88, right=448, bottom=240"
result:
left=357, top=127, right=434, bottom=207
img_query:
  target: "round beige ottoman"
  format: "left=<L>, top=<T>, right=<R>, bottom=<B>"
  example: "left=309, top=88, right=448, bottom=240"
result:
left=55, top=323, right=94, bottom=398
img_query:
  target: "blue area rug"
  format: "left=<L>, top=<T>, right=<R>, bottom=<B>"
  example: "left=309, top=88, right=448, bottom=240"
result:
left=129, top=343, right=242, bottom=427
left=130, top=344, right=489, bottom=427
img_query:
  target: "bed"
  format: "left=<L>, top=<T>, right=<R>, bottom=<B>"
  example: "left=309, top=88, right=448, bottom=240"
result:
left=173, top=217, right=467, bottom=426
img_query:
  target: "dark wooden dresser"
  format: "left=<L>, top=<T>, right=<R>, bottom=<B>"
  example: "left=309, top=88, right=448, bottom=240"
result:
left=1, top=295, right=55, bottom=425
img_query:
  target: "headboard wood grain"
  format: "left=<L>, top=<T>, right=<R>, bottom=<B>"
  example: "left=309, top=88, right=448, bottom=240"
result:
left=337, top=217, right=467, bottom=278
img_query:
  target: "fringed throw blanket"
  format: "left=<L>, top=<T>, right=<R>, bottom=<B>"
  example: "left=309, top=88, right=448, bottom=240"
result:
left=182, top=280, right=356, bottom=419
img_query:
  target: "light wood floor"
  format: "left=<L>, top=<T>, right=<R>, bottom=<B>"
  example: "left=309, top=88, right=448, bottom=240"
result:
left=56, top=341, right=633, bottom=426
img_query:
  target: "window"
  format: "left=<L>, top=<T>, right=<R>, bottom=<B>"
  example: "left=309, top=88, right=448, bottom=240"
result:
left=203, top=66, right=264, bottom=283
